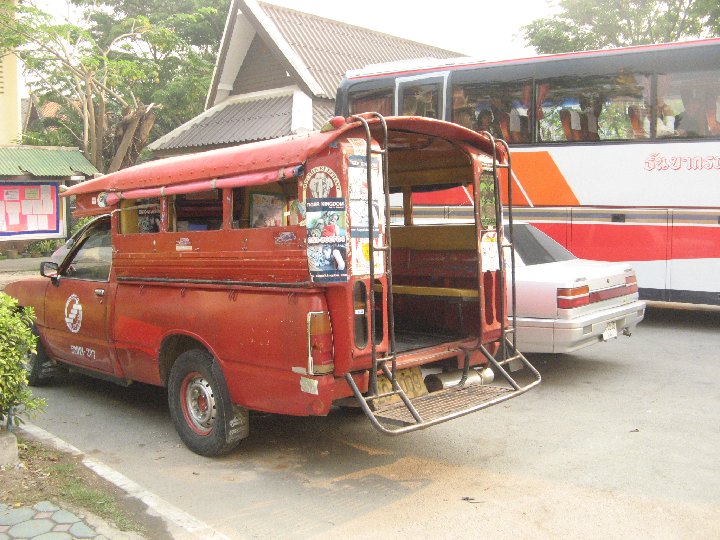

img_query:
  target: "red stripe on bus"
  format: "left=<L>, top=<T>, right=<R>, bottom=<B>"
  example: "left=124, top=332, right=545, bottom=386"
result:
left=532, top=222, right=720, bottom=262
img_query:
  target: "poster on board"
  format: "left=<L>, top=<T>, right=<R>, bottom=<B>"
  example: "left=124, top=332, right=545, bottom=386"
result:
left=0, top=182, right=60, bottom=237
left=306, top=198, right=348, bottom=283
left=348, top=154, right=385, bottom=275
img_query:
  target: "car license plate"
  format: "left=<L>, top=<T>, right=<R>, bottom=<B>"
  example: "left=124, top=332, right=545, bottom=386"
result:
left=602, top=321, right=618, bottom=340
left=372, top=366, right=427, bottom=410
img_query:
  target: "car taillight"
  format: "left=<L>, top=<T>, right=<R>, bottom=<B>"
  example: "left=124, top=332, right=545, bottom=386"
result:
left=308, top=311, right=334, bottom=375
left=557, top=285, right=590, bottom=309
left=625, top=274, right=638, bottom=293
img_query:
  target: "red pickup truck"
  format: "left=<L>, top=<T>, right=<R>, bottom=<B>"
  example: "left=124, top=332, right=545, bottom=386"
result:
left=7, top=115, right=539, bottom=456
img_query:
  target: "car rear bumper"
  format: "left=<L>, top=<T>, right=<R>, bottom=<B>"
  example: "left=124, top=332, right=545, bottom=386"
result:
left=513, top=300, right=647, bottom=354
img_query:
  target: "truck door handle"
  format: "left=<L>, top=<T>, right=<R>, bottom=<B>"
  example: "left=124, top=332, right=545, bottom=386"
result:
left=94, top=288, right=105, bottom=297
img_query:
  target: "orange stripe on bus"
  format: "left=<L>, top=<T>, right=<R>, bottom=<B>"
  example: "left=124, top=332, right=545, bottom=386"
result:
left=497, top=169, right=530, bottom=206
left=510, top=152, right=579, bottom=206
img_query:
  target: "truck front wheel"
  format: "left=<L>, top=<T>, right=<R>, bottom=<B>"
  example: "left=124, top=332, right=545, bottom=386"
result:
left=168, top=350, right=245, bottom=457
left=26, top=326, right=56, bottom=386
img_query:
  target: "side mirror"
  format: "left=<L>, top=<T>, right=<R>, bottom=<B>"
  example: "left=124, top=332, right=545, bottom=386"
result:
left=40, top=261, right=60, bottom=284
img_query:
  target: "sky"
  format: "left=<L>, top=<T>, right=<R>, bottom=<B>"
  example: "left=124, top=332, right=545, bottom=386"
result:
left=36, top=0, right=557, bottom=60
left=263, top=0, right=556, bottom=60
left=21, top=0, right=557, bottom=97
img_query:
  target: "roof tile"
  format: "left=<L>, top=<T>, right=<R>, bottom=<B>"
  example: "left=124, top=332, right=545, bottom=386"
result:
left=0, top=146, right=98, bottom=177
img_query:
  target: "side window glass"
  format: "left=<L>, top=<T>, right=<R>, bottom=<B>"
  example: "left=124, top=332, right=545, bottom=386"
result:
left=657, top=70, right=720, bottom=139
left=451, top=81, right=531, bottom=143
left=172, top=189, right=223, bottom=232
left=63, top=219, right=112, bottom=281
left=400, top=82, right=441, bottom=118
left=349, top=89, right=393, bottom=116
left=119, top=198, right=161, bottom=234
left=537, top=73, right=651, bottom=142
left=232, top=182, right=300, bottom=229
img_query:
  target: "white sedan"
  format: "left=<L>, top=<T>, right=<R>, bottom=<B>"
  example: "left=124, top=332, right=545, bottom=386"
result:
left=507, top=223, right=646, bottom=354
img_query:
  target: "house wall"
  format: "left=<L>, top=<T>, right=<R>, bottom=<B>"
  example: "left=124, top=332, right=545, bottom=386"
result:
left=0, top=52, right=22, bottom=145
left=233, top=35, right=293, bottom=95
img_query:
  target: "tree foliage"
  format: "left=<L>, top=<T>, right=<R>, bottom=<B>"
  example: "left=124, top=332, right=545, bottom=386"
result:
left=523, top=0, right=720, bottom=54
left=0, top=293, right=45, bottom=428
left=0, top=0, right=229, bottom=172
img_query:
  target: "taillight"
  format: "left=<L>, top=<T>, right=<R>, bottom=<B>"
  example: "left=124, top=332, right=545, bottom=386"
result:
left=308, top=312, right=334, bottom=375
left=625, top=274, right=638, bottom=294
left=557, top=285, right=590, bottom=309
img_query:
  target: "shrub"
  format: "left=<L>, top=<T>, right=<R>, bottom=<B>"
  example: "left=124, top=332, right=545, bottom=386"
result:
left=24, top=239, right=60, bottom=255
left=0, top=293, right=45, bottom=429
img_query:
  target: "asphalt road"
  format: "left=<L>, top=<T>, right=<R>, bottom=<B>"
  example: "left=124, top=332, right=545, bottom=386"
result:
left=18, top=305, right=720, bottom=539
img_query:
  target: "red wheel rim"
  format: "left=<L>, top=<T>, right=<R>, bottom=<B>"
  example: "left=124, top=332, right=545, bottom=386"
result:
left=180, top=371, right=217, bottom=436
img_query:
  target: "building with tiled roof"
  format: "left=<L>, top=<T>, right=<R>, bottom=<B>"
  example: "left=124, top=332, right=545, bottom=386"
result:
left=148, top=0, right=461, bottom=157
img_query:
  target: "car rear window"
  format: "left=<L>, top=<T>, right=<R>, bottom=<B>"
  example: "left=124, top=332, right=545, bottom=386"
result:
left=508, top=224, right=576, bottom=266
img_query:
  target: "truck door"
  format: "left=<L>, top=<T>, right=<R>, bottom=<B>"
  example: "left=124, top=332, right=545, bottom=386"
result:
left=43, top=216, right=115, bottom=373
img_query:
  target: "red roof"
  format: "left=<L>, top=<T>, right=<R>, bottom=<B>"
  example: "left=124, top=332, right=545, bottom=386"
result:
left=64, top=116, right=499, bottom=197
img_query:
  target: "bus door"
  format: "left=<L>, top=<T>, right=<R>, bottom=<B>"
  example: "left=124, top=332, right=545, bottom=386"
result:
left=396, top=73, right=448, bottom=120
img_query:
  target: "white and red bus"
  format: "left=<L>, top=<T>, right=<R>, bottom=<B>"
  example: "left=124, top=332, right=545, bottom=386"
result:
left=336, top=38, right=720, bottom=306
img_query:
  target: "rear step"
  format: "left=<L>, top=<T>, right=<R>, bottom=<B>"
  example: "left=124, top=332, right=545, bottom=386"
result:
left=373, top=384, right=513, bottom=427
left=345, top=338, right=540, bottom=435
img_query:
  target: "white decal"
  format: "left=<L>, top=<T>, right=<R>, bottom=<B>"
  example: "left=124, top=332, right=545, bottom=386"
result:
left=70, top=345, right=95, bottom=360
left=64, top=294, right=83, bottom=333
left=300, top=376, right=319, bottom=395
left=303, top=166, right=342, bottom=199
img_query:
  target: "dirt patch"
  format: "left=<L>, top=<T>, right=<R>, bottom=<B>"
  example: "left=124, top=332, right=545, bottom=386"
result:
left=0, top=271, right=38, bottom=291
left=1, top=434, right=172, bottom=539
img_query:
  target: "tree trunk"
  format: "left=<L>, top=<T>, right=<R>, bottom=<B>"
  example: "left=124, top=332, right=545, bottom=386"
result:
left=94, top=91, right=107, bottom=173
left=86, top=75, right=98, bottom=169
left=107, top=108, right=142, bottom=173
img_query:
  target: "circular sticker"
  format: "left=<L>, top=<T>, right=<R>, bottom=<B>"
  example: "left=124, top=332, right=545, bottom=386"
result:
left=303, top=166, right=342, bottom=199
left=64, top=294, right=83, bottom=333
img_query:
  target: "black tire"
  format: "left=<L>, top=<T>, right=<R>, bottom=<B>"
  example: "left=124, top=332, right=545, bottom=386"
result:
left=27, top=326, right=56, bottom=386
left=167, top=350, right=245, bottom=457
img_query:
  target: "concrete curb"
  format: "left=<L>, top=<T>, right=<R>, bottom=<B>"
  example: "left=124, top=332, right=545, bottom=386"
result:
left=19, top=423, right=231, bottom=540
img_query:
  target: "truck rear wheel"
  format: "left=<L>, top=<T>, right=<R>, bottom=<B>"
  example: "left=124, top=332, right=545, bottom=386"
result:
left=168, top=349, right=244, bottom=457
left=26, top=326, right=56, bottom=386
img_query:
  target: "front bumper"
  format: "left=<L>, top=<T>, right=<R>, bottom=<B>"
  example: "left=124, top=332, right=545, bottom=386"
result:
left=513, top=300, right=646, bottom=354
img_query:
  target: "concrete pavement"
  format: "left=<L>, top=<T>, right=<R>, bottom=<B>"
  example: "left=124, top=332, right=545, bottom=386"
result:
left=0, top=501, right=120, bottom=540
left=0, top=258, right=226, bottom=540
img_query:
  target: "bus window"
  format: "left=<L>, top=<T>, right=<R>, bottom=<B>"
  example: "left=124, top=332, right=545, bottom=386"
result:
left=349, top=89, right=393, bottom=116
left=537, top=73, right=651, bottom=142
left=451, top=81, right=531, bottom=143
left=173, top=189, right=223, bottom=231
left=657, top=69, right=720, bottom=138
left=400, top=82, right=441, bottom=118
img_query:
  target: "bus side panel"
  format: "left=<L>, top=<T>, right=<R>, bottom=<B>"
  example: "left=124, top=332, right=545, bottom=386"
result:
left=668, top=215, right=720, bottom=305
left=112, top=283, right=332, bottom=415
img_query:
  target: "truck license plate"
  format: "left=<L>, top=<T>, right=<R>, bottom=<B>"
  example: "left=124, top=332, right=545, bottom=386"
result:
left=372, top=366, right=427, bottom=410
left=602, top=321, right=618, bottom=340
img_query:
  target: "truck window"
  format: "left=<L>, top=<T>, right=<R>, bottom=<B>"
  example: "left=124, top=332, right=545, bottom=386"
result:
left=172, top=189, right=223, bottom=231
left=232, top=183, right=300, bottom=229
left=119, top=198, right=161, bottom=234
left=63, top=218, right=112, bottom=281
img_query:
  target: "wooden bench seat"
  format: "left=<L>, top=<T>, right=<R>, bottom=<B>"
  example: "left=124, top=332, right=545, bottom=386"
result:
left=378, top=284, right=478, bottom=300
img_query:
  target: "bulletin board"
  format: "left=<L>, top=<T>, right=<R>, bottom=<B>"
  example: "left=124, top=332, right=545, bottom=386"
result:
left=0, top=182, right=61, bottom=237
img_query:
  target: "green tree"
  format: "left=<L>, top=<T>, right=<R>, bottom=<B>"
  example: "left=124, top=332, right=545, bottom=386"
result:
left=71, top=0, right=230, bottom=136
left=0, top=293, right=45, bottom=428
left=523, top=0, right=719, bottom=54
left=1, top=0, right=229, bottom=171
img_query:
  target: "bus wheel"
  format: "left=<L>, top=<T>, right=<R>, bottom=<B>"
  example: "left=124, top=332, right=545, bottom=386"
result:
left=26, top=326, right=56, bottom=386
left=168, top=350, right=244, bottom=457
